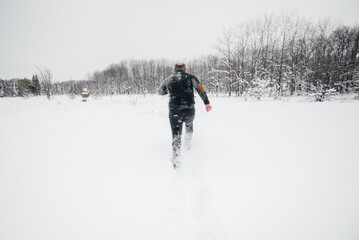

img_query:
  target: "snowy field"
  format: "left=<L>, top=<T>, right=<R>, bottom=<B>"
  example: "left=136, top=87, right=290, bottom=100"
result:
left=1, top=94, right=359, bottom=240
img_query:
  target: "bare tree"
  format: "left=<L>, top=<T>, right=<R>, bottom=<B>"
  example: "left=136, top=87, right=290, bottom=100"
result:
left=215, top=29, right=236, bottom=96
left=36, top=67, right=53, bottom=100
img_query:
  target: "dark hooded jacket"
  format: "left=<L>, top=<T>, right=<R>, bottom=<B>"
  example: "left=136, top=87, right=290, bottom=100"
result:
left=159, top=70, right=210, bottom=110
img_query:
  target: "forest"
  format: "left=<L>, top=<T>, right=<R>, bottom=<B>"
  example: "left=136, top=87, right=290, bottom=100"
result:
left=1, top=14, right=359, bottom=101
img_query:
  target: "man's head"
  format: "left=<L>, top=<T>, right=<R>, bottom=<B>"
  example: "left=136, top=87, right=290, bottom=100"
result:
left=175, top=62, right=186, bottom=72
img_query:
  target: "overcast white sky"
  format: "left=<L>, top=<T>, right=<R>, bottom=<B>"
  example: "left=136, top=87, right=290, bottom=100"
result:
left=1, top=0, right=358, bottom=81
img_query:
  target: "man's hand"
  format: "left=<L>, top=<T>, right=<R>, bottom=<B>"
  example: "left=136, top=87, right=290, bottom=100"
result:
left=205, top=104, right=212, bottom=112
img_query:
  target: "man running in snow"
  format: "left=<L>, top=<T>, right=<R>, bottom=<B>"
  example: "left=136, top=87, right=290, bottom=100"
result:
left=159, top=62, right=212, bottom=169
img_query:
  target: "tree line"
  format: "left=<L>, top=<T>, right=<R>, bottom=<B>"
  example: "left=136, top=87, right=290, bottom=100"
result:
left=213, top=14, right=359, bottom=100
left=1, top=13, right=358, bottom=100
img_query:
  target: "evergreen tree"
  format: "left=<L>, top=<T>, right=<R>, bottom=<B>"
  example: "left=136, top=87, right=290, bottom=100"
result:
left=0, top=79, right=4, bottom=97
left=31, top=75, right=41, bottom=96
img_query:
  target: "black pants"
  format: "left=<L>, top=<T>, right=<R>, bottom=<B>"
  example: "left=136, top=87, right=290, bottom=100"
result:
left=169, top=108, right=195, bottom=159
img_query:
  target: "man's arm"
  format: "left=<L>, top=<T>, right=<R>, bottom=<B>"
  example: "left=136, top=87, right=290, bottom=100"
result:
left=158, top=79, right=168, bottom=95
left=191, top=75, right=212, bottom=112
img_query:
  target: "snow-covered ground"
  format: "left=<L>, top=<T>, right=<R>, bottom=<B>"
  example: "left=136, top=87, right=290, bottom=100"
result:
left=1, top=94, right=358, bottom=240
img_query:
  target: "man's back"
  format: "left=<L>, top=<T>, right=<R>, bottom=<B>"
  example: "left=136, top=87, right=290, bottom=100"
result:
left=159, top=70, right=209, bottom=110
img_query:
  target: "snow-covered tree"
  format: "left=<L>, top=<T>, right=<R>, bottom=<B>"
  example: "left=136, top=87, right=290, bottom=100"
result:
left=248, top=77, right=272, bottom=100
